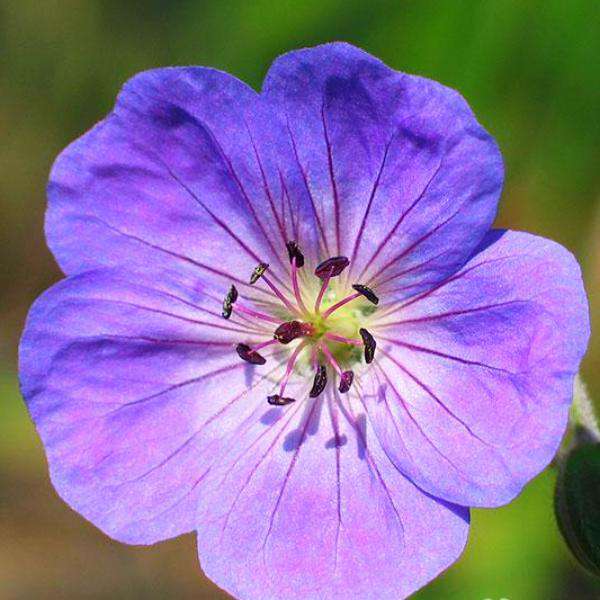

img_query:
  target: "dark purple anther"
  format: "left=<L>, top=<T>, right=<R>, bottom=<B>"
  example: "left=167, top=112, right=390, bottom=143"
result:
left=267, top=394, right=295, bottom=406
left=352, top=284, right=379, bottom=305
left=314, top=256, right=349, bottom=279
left=359, top=328, right=376, bottom=364
left=338, top=370, right=354, bottom=394
left=309, top=365, right=327, bottom=398
left=226, top=284, right=239, bottom=304
left=274, top=320, right=314, bottom=344
left=222, top=284, right=238, bottom=319
left=286, top=241, right=305, bottom=268
left=236, top=343, right=266, bottom=365
left=250, top=262, right=269, bottom=284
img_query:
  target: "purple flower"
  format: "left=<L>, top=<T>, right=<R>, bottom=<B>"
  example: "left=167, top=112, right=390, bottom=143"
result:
left=19, top=43, right=590, bottom=599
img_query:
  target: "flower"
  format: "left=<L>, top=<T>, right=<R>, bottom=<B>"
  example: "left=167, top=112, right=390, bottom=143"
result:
left=19, top=42, right=590, bottom=599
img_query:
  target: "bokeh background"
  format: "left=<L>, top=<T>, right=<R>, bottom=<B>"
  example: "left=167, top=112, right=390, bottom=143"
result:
left=1, top=1, right=599, bottom=598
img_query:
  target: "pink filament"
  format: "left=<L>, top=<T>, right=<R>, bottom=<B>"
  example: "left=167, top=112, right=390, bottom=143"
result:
left=314, top=274, right=331, bottom=314
left=291, top=257, right=309, bottom=315
left=261, top=274, right=301, bottom=316
left=250, top=338, right=279, bottom=352
left=235, top=303, right=281, bottom=324
left=321, top=292, right=361, bottom=319
left=319, top=341, right=342, bottom=376
left=323, top=332, right=363, bottom=346
left=279, top=341, right=308, bottom=396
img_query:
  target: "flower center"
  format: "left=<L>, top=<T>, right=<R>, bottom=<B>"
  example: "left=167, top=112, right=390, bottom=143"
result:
left=222, top=241, right=378, bottom=405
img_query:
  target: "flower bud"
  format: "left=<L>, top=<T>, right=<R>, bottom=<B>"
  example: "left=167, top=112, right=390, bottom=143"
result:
left=554, top=441, right=600, bottom=577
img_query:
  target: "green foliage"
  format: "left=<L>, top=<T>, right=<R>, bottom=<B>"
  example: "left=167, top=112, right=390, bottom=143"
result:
left=555, top=443, right=600, bottom=577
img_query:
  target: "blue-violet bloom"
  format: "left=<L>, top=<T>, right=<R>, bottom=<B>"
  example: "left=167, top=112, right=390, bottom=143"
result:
left=19, top=43, right=590, bottom=599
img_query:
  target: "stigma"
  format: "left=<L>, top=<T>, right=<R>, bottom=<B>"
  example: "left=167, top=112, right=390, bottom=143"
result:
left=222, top=241, right=378, bottom=405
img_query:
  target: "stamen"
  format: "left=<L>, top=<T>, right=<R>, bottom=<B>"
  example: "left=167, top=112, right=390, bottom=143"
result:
left=314, top=256, right=349, bottom=279
left=225, top=284, right=239, bottom=304
left=314, top=273, right=332, bottom=314
left=339, top=370, right=354, bottom=394
left=291, top=256, right=309, bottom=314
left=359, top=328, right=376, bottom=364
left=222, top=284, right=239, bottom=319
left=319, top=342, right=354, bottom=394
left=319, top=341, right=342, bottom=375
left=267, top=394, right=295, bottom=406
left=323, top=332, right=363, bottom=346
left=321, top=292, right=361, bottom=319
left=231, top=303, right=281, bottom=324
left=274, top=320, right=314, bottom=344
left=250, top=262, right=300, bottom=315
left=321, top=283, right=379, bottom=320
left=313, top=255, right=349, bottom=314
left=352, top=284, right=379, bottom=305
left=269, top=340, right=307, bottom=404
left=250, top=262, right=269, bottom=284
left=286, top=240, right=305, bottom=268
left=236, top=343, right=267, bottom=365
left=309, top=364, right=327, bottom=398
left=250, top=339, right=279, bottom=352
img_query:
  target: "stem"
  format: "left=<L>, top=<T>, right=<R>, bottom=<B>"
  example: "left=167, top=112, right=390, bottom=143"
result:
left=572, top=374, right=600, bottom=443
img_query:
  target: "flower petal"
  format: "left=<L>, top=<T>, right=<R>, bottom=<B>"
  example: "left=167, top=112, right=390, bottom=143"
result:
left=18, top=269, right=286, bottom=543
left=365, top=230, right=590, bottom=507
left=262, top=42, right=503, bottom=296
left=47, top=67, right=321, bottom=290
left=195, top=392, right=469, bottom=600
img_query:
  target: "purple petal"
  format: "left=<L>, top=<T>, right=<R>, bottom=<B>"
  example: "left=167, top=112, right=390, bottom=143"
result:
left=196, top=393, right=469, bottom=599
left=263, top=42, right=503, bottom=297
left=46, top=67, right=321, bottom=291
left=364, top=230, right=590, bottom=507
left=18, top=269, right=286, bottom=543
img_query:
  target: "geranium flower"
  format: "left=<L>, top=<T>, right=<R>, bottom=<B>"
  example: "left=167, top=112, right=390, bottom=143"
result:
left=19, top=43, right=590, bottom=599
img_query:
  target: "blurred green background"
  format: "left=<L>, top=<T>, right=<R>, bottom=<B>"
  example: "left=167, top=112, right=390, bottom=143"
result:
left=1, top=1, right=599, bottom=598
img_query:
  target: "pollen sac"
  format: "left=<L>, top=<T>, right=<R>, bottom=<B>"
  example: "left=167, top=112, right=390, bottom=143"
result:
left=338, top=370, right=354, bottom=394
left=309, top=365, right=328, bottom=398
left=236, top=343, right=267, bottom=365
left=274, top=320, right=314, bottom=344
left=359, top=328, right=377, bottom=364
left=267, top=394, right=296, bottom=406
left=286, top=241, right=305, bottom=268
left=250, top=262, right=269, bottom=284
left=226, top=284, right=239, bottom=305
left=314, top=256, right=349, bottom=279
left=222, top=284, right=239, bottom=319
left=352, top=284, right=379, bottom=305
